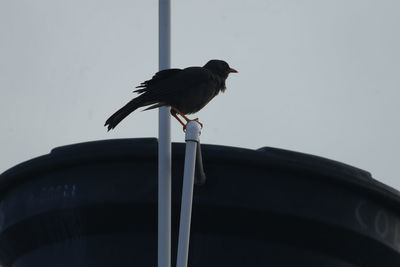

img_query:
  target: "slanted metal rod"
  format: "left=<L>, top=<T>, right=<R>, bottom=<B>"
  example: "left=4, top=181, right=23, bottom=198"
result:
left=176, top=121, right=202, bottom=267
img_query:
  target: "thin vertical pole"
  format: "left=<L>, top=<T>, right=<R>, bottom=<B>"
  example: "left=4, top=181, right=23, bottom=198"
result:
left=158, top=0, right=171, bottom=267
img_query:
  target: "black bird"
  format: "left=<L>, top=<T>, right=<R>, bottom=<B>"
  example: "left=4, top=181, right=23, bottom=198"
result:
left=105, top=59, right=237, bottom=131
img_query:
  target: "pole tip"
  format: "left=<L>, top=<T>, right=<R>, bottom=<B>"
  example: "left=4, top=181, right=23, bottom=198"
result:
left=185, top=121, right=202, bottom=142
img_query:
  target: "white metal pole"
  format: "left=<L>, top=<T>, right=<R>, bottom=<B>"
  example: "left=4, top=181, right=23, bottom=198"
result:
left=176, top=121, right=202, bottom=267
left=158, top=0, right=171, bottom=267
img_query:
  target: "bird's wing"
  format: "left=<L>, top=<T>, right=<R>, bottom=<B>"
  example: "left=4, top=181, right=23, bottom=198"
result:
left=137, top=67, right=217, bottom=113
left=127, top=67, right=216, bottom=114
left=143, top=67, right=214, bottom=98
left=134, top=68, right=182, bottom=93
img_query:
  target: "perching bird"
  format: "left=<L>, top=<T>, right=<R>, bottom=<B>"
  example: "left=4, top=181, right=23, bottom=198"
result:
left=105, top=59, right=237, bottom=131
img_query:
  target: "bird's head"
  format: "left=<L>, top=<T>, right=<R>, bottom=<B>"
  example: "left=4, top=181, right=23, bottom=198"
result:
left=204, top=59, right=238, bottom=79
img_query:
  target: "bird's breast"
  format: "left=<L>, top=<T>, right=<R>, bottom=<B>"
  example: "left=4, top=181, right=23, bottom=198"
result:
left=168, top=81, right=221, bottom=114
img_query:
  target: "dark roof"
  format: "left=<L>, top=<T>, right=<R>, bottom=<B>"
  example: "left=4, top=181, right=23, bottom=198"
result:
left=0, top=138, right=398, bottom=206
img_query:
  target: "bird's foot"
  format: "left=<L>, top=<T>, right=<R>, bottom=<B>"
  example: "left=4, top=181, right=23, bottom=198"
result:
left=182, top=118, right=203, bottom=132
left=192, top=118, right=203, bottom=128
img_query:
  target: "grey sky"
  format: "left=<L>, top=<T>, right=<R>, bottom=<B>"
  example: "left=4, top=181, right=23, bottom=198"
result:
left=1, top=1, right=399, bottom=189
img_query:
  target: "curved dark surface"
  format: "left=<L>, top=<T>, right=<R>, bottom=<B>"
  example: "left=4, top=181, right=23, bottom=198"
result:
left=0, top=138, right=399, bottom=266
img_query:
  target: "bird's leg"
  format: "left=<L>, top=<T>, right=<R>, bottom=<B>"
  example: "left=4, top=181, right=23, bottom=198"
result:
left=170, top=106, right=203, bottom=131
left=170, top=109, right=187, bottom=129
left=170, top=106, right=191, bottom=122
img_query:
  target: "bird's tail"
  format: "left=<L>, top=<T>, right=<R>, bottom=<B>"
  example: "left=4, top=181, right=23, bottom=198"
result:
left=105, top=97, right=144, bottom=131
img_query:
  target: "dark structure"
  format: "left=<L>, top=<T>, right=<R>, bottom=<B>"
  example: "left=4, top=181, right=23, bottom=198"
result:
left=0, top=138, right=399, bottom=266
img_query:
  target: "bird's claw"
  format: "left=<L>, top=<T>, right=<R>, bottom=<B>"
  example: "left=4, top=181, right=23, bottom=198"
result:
left=182, top=119, right=203, bottom=132
left=193, top=118, right=203, bottom=128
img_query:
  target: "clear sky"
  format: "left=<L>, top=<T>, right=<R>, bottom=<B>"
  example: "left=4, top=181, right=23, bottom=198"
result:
left=1, top=1, right=399, bottom=189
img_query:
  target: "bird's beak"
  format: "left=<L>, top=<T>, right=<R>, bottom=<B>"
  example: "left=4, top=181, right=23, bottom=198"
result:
left=229, top=68, right=238, bottom=73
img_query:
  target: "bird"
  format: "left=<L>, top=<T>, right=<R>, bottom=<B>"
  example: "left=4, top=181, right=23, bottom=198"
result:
left=105, top=59, right=238, bottom=131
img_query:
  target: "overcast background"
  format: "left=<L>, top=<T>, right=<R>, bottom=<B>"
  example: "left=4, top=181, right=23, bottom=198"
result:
left=1, top=1, right=399, bottom=189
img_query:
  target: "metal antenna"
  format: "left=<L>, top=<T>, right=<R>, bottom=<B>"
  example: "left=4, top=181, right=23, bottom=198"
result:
left=158, top=0, right=171, bottom=266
